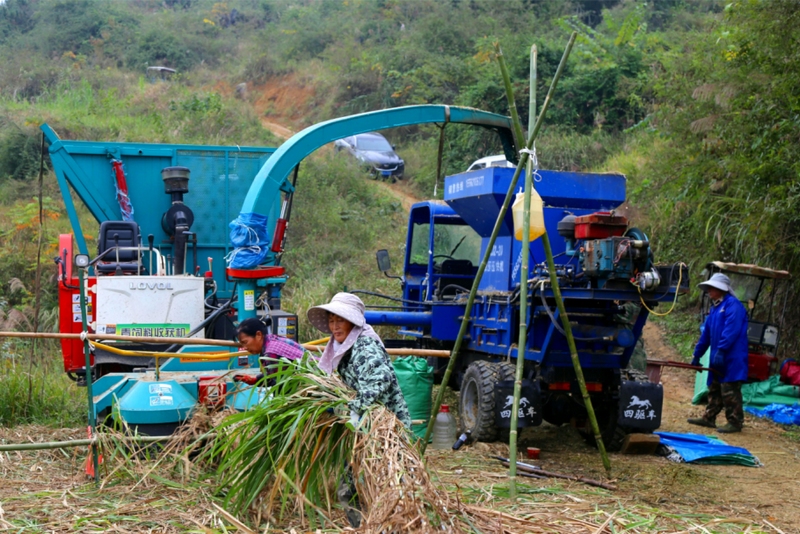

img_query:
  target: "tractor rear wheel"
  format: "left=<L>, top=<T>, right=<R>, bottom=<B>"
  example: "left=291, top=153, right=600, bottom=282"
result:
left=580, top=403, right=628, bottom=452
left=497, top=361, right=517, bottom=382
left=579, top=369, right=651, bottom=452
left=459, top=361, right=501, bottom=442
left=495, top=362, right=518, bottom=442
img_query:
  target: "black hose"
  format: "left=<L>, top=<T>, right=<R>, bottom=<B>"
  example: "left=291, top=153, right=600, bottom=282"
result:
left=439, top=284, right=470, bottom=295
left=654, top=262, right=678, bottom=300
left=164, top=290, right=237, bottom=353
left=349, top=289, right=464, bottom=307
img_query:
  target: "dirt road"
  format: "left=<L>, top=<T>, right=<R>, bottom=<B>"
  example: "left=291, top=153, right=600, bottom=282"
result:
left=642, top=322, right=800, bottom=530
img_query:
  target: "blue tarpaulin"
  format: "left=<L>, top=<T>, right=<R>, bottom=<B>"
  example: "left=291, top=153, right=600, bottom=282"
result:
left=745, top=403, right=800, bottom=426
left=655, top=431, right=761, bottom=467
left=693, top=357, right=800, bottom=407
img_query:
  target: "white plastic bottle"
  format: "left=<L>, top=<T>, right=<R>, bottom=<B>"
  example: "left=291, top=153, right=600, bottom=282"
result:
left=431, top=404, right=457, bottom=449
left=512, top=189, right=546, bottom=242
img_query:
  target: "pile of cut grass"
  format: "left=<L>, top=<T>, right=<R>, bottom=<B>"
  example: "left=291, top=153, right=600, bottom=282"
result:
left=0, top=419, right=781, bottom=533
left=206, top=358, right=546, bottom=531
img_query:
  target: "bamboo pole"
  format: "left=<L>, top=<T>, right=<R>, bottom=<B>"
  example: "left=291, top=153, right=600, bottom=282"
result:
left=542, top=230, right=611, bottom=472
left=495, top=42, right=529, bottom=500
left=78, top=268, right=100, bottom=484
left=0, top=434, right=174, bottom=452
left=0, top=331, right=449, bottom=359
left=498, top=35, right=610, bottom=474
left=0, top=331, right=240, bottom=346
left=496, top=44, right=524, bottom=151
left=382, top=348, right=450, bottom=358
left=500, top=41, right=611, bottom=474
left=530, top=44, right=537, bottom=137
left=27, top=132, right=46, bottom=416
left=420, top=32, right=578, bottom=456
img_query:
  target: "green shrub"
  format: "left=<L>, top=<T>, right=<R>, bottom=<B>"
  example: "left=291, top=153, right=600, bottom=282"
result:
left=242, top=53, right=290, bottom=84
left=0, top=0, right=36, bottom=44
left=37, top=0, right=138, bottom=60
left=130, top=29, right=198, bottom=71
left=0, top=127, right=43, bottom=183
left=537, top=127, right=623, bottom=172
left=0, top=343, right=84, bottom=428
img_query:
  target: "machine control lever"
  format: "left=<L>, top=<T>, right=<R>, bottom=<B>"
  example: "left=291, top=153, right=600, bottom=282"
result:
left=183, top=231, right=198, bottom=277
left=148, top=234, right=154, bottom=275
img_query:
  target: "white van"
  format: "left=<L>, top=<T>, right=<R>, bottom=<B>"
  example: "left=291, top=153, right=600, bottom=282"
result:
left=466, top=154, right=516, bottom=172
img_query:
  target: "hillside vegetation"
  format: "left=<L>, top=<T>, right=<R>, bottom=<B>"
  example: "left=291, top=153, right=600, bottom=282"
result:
left=1, top=0, right=799, bottom=408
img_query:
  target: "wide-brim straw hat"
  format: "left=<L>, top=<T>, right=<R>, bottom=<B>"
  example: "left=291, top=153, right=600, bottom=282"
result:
left=698, top=273, right=735, bottom=295
left=307, top=292, right=366, bottom=334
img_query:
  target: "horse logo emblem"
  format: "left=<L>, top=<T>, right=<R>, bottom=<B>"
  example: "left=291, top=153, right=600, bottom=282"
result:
left=626, top=395, right=652, bottom=410
left=504, top=395, right=530, bottom=409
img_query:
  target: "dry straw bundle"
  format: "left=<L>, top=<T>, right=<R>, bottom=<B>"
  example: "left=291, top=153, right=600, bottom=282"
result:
left=207, top=357, right=538, bottom=532
left=351, top=406, right=526, bottom=532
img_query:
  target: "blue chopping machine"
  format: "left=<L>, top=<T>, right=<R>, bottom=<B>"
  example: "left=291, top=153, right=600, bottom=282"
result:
left=45, top=105, right=519, bottom=434
left=362, top=167, right=689, bottom=449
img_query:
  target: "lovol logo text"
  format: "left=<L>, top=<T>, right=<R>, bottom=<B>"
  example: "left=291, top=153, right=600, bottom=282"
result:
left=129, top=282, right=174, bottom=290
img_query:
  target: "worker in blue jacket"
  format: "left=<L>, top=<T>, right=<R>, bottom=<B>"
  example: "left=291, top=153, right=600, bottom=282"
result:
left=688, top=273, right=749, bottom=433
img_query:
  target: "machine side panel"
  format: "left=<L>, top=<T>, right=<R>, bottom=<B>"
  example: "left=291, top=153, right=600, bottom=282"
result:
left=430, top=305, right=466, bottom=341
left=41, top=124, right=275, bottom=295
left=96, top=276, right=206, bottom=338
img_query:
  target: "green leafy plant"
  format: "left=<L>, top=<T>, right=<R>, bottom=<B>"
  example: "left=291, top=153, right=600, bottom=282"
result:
left=206, top=358, right=354, bottom=525
left=0, top=127, right=43, bottom=183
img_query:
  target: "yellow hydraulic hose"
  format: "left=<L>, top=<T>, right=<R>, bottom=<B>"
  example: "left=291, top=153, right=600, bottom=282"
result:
left=636, top=262, right=686, bottom=317
left=90, top=341, right=248, bottom=361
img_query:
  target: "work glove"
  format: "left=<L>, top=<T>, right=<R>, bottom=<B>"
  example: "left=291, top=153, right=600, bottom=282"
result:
left=233, top=373, right=263, bottom=385
left=690, top=355, right=701, bottom=368
left=711, top=350, right=725, bottom=368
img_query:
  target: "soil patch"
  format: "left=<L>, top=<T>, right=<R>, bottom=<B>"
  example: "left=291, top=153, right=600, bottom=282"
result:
left=373, top=179, right=420, bottom=212
left=211, top=74, right=315, bottom=140
left=250, top=74, right=316, bottom=139
left=643, top=322, right=800, bottom=530
left=430, top=323, right=798, bottom=532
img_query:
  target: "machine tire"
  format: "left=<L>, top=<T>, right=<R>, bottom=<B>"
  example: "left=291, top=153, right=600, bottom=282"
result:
left=459, top=361, right=501, bottom=442
left=579, top=369, right=651, bottom=452
left=497, top=361, right=517, bottom=382
left=495, top=362, right=518, bottom=442
left=580, top=408, right=628, bottom=452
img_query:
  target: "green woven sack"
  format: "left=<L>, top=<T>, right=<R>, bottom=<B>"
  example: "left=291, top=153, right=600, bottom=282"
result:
left=393, top=356, right=434, bottom=439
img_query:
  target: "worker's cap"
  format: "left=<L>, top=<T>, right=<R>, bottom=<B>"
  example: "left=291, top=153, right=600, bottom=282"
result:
left=307, top=292, right=366, bottom=334
left=698, top=273, right=735, bottom=295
